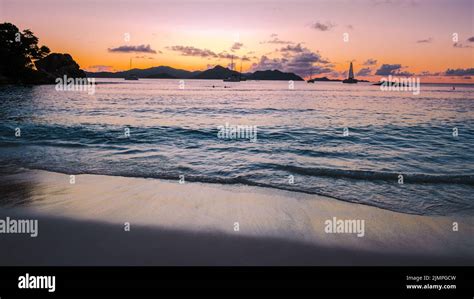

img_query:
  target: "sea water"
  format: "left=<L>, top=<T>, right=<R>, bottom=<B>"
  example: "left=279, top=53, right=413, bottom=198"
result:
left=0, top=79, right=473, bottom=216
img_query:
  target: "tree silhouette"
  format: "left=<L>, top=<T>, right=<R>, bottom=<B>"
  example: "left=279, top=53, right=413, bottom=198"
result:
left=0, top=22, right=50, bottom=82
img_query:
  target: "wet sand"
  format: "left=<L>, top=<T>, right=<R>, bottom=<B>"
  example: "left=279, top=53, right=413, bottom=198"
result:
left=0, top=168, right=473, bottom=266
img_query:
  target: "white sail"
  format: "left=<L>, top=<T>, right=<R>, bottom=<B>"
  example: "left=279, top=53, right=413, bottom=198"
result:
left=348, top=62, right=354, bottom=79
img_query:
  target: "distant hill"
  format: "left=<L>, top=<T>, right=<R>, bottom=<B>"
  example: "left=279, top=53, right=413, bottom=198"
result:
left=86, top=66, right=200, bottom=79
left=86, top=65, right=304, bottom=81
left=307, top=77, right=370, bottom=83
left=247, top=70, right=304, bottom=81
left=192, top=65, right=241, bottom=79
left=307, top=77, right=341, bottom=82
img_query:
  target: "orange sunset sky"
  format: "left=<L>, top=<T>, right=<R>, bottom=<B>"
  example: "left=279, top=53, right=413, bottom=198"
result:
left=1, top=0, right=473, bottom=82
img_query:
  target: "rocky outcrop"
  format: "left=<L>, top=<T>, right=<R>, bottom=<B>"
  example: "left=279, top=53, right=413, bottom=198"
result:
left=34, top=53, right=86, bottom=83
left=246, top=70, right=304, bottom=81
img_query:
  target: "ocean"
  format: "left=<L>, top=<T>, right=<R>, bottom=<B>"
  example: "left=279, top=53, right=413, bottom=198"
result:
left=0, top=79, right=473, bottom=216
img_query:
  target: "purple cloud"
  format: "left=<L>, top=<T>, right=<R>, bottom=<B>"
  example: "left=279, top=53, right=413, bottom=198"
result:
left=356, top=67, right=372, bottom=76
left=231, top=42, right=243, bottom=52
left=311, top=21, right=336, bottom=31
left=375, top=64, right=413, bottom=76
left=108, top=44, right=157, bottom=54
left=169, top=45, right=217, bottom=57
left=416, top=37, right=433, bottom=43
left=445, top=68, right=474, bottom=76
left=251, top=46, right=332, bottom=77
left=363, top=59, right=377, bottom=66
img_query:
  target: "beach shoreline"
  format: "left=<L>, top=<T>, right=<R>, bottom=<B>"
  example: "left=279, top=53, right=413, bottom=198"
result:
left=0, top=168, right=473, bottom=266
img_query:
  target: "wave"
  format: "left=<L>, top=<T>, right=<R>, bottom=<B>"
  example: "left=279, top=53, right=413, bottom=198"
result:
left=0, top=123, right=334, bottom=146
left=265, top=163, right=474, bottom=185
left=0, top=123, right=218, bottom=144
left=11, top=163, right=473, bottom=217
left=9, top=165, right=338, bottom=200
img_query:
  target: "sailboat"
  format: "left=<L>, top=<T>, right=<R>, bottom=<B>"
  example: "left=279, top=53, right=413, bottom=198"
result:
left=307, top=68, right=314, bottom=83
left=239, top=59, right=246, bottom=81
left=124, top=58, right=139, bottom=80
left=223, top=55, right=242, bottom=82
left=342, top=62, right=357, bottom=84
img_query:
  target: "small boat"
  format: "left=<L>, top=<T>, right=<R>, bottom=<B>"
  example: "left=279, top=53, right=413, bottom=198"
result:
left=124, top=74, right=139, bottom=81
left=223, top=55, right=243, bottom=82
left=124, top=58, right=139, bottom=81
left=223, top=76, right=240, bottom=82
left=342, top=62, right=357, bottom=84
left=373, top=81, right=410, bottom=87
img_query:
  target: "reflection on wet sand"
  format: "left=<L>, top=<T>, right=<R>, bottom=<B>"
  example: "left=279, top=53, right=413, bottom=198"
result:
left=0, top=167, right=473, bottom=266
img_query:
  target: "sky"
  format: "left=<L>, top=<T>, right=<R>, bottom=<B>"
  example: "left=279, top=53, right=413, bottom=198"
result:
left=1, top=0, right=473, bottom=82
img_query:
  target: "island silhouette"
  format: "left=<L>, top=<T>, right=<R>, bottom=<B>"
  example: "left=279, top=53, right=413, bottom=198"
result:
left=87, top=65, right=305, bottom=81
left=0, top=22, right=309, bottom=85
left=0, top=23, right=86, bottom=85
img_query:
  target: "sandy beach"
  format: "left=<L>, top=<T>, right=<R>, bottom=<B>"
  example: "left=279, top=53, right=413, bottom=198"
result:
left=0, top=168, right=472, bottom=266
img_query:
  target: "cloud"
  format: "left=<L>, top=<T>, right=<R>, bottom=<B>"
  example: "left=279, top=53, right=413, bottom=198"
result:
left=251, top=56, right=285, bottom=71
left=372, top=0, right=419, bottom=6
left=288, top=51, right=330, bottom=66
left=346, top=24, right=354, bottom=30
left=231, top=42, right=243, bottom=52
left=108, top=44, right=157, bottom=54
left=168, top=45, right=218, bottom=57
left=375, top=64, right=413, bottom=76
left=453, top=42, right=472, bottom=48
left=260, top=34, right=294, bottom=45
left=468, top=36, right=474, bottom=42
left=445, top=68, right=474, bottom=76
left=134, top=55, right=155, bottom=60
left=356, top=67, right=372, bottom=76
left=251, top=45, right=332, bottom=77
left=418, top=71, right=441, bottom=76
left=311, top=21, right=336, bottom=31
left=217, top=52, right=235, bottom=59
left=416, top=37, right=433, bottom=43
left=280, top=43, right=305, bottom=53
left=260, top=36, right=294, bottom=45
left=87, top=65, right=114, bottom=72
left=308, top=65, right=335, bottom=75
left=168, top=45, right=249, bottom=62
left=363, top=59, right=377, bottom=66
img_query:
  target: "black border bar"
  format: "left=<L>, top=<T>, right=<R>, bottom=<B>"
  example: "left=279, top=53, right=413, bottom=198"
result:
left=0, top=266, right=472, bottom=298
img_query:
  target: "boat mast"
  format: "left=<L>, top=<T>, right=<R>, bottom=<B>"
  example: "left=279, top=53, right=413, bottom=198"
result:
left=240, top=58, right=242, bottom=80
